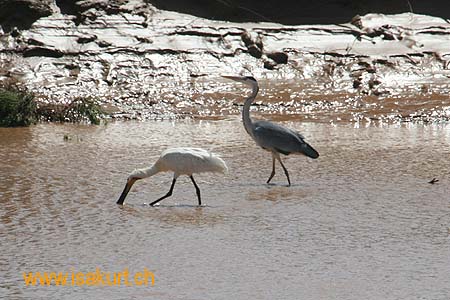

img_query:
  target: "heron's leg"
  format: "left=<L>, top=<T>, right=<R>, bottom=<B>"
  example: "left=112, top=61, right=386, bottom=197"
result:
left=149, top=178, right=176, bottom=206
left=266, top=154, right=276, bottom=184
left=190, top=175, right=202, bottom=206
left=277, top=157, right=291, bottom=187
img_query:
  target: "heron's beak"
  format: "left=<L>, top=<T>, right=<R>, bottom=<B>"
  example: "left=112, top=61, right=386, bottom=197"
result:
left=116, top=178, right=137, bottom=205
left=221, top=75, right=243, bottom=82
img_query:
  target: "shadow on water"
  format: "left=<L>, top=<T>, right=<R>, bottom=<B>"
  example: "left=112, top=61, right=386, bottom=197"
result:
left=115, top=201, right=224, bottom=228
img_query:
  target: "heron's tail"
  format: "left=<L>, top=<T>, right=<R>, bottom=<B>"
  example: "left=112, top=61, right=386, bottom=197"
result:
left=300, top=142, right=319, bottom=159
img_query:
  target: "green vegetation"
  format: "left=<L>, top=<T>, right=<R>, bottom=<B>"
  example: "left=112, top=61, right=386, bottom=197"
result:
left=0, top=81, right=105, bottom=126
left=67, top=97, right=104, bottom=125
left=0, top=88, right=37, bottom=127
left=38, top=97, right=105, bottom=125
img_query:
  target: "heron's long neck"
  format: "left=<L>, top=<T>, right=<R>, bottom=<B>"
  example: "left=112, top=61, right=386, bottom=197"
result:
left=242, top=83, right=259, bottom=137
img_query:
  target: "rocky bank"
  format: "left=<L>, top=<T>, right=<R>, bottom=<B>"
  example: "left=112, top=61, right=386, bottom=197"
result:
left=1, top=0, right=450, bottom=122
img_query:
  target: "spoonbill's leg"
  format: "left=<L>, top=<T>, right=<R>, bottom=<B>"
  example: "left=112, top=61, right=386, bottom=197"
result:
left=190, top=175, right=202, bottom=206
left=149, top=178, right=177, bottom=206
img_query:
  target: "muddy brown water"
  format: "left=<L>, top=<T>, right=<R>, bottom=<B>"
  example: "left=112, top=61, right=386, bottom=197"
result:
left=1, top=118, right=450, bottom=299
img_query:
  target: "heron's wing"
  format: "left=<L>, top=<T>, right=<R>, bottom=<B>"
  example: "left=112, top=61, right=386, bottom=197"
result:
left=253, top=121, right=319, bottom=158
left=253, top=121, right=302, bottom=154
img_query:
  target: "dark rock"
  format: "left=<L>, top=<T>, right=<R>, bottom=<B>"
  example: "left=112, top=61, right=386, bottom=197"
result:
left=97, top=40, right=112, bottom=47
left=365, top=25, right=398, bottom=40
left=136, top=36, right=153, bottom=44
left=241, top=31, right=264, bottom=51
left=64, top=63, right=78, bottom=70
left=10, top=27, right=20, bottom=37
left=255, top=35, right=264, bottom=51
left=263, top=59, right=277, bottom=70
left=0, top=0, right=54, bottom=31
left=353, top=78, right=362, bottom=89
left=357, top=61, right=376, bottom=73
left=55, top=0, right=118, bottom=24
left=27, top=38, right=45, bottom=46
left=55, top=0, right=78, bottom=16
left=75, top=0, right=115, bottom=13
left=23, top=47, right=64, bottom=58
left=350, top=15, right=362, bottom=28
left=373, top=59, right=396, bottom=68
left=241, top=31, right=264, bottom=58
left=77, top=34, right=97, bottom=44
left=241, top=31, right=253, bottom=47
left=75, top=0, right=131, bottom=15
left=368, top=77, right=381, bottom=89
left=267, top=52, right=288, bottom=64
left=247, top=44, right=262, bottom=58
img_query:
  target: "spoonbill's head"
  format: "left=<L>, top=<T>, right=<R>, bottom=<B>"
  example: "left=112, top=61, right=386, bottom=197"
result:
left=116, top=175, right=141, bottom=205
left=221, top=75, right=257, bottom=87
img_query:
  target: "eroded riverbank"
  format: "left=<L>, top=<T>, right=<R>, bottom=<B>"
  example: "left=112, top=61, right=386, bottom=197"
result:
left=1, top=1, right=450, bottom=123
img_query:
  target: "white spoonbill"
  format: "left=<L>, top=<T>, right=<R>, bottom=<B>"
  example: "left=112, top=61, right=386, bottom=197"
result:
left=117, top=147, right=228, bottom=206
left=222, top=75, right=319, bottom=186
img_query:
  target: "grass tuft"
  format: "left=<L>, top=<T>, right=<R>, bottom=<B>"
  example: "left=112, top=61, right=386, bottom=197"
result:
left=0, top=80, right=105, bottom=125
left=0, top=87, right=37, bottom=127
left=37, top=97, right=105, bottom=125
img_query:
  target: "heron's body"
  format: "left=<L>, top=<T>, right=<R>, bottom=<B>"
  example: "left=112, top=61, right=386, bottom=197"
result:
left=252, top=120, right=318, bottom=157
left=117, top=147, right=227, bottom=206
left=223, top=75, right=319, bottom=185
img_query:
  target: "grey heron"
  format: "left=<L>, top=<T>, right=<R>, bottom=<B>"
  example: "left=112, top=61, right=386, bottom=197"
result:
left=222, top=75, right=319, bottom=186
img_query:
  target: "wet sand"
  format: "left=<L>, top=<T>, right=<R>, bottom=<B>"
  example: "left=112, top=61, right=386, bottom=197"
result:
left=1, top=119, right=450, bottom=299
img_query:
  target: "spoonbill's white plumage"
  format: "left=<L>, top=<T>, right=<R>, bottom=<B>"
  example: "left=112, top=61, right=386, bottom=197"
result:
left=117, top=147, right=227, bottom=206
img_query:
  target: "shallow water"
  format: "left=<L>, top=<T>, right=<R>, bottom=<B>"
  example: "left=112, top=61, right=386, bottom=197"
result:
left=1, top=118, right=450, bottom=300
left=107, top=76, right=450, bottom=123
